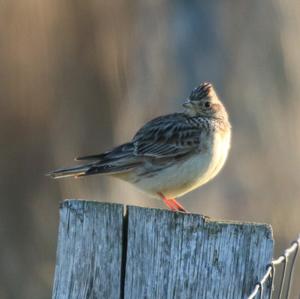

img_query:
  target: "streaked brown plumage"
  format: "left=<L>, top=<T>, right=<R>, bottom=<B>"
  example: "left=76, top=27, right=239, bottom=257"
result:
left=48, top=82, right=231, bottom=212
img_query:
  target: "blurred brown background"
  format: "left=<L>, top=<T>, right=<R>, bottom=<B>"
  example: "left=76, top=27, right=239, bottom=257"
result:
left=1, top=0, right=300, bottom=298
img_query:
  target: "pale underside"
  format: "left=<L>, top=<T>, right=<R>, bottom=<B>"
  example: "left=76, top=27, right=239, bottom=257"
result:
left=114, top=130, right=231, bottom=199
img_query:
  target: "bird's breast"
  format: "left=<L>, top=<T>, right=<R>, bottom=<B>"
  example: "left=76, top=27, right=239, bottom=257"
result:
left=127, top=129, right=231, bottom=198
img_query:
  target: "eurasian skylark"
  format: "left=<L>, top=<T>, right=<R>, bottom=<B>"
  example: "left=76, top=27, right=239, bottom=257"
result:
left=48, top=82, right=231, bottom=212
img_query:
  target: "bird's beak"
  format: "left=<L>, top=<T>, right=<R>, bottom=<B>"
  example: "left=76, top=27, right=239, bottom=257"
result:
left=182, top=98, right=192, bottom=108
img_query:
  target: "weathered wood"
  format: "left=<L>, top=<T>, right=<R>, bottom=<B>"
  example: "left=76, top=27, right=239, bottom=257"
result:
left=52, top=201, right=274, bottom=299
left=124, top=206, right=274, bottom=299
left=52, top=200, right=124, bottom=299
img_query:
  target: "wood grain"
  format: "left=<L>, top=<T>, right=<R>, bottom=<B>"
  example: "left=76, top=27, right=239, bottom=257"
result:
left=52, top=201, right=274, bottom=299
left=52, top=200, right=124, bottom=299
left=124, top=206, right=273, bottom=299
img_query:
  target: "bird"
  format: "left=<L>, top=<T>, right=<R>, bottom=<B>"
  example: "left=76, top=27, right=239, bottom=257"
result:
left=48, top=82, right=231, bottom=213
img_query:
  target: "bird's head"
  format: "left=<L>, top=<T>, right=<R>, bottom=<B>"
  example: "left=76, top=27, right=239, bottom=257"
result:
left=183, top=82, right=227, bottom=119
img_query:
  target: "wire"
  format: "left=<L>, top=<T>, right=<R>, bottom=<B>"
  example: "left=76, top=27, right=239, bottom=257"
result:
left=248, top=235, right=300, bottom=299
left=277, top=255, right=286, bottom=299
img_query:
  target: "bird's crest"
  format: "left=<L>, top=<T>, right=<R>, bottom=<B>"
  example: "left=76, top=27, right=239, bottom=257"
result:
left=190, top=82, right=214, bottom=101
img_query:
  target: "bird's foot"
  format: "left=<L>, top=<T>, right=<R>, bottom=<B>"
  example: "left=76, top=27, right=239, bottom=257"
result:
left=158, top=192, right=188, bottom=213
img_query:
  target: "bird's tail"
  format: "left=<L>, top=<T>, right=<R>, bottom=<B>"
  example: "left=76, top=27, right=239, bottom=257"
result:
left=46, top=163, right=95, bottom=179
left=47, top=160, right=141, bottom=179
left=47, top=142, right=142, bottom=179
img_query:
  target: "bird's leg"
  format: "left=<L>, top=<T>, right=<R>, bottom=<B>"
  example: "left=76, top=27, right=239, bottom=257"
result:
left=158, top=192, right=178, bottom=211
left=157, top=192, right=188, bottom=213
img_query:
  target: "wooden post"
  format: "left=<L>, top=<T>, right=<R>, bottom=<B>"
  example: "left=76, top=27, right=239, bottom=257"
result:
left=52, top=200, right=124, bottom=299
left=52, top=200, right=274, bottom=299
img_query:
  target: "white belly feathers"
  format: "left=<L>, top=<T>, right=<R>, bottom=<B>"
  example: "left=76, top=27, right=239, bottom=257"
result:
left=128, top=130, right=231, bottom=199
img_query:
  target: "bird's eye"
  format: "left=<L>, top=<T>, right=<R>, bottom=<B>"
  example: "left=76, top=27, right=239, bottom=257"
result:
left=204, top=101, right=211, bottom=108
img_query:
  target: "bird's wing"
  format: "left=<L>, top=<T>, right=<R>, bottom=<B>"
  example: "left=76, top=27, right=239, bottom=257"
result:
left=49, top=114, right=204, bottom=179
left=132, top=113, right=202, bottom=159
left=76, top=143, right=133, bottom=161
left=76, top=142, right=141, bottom=171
